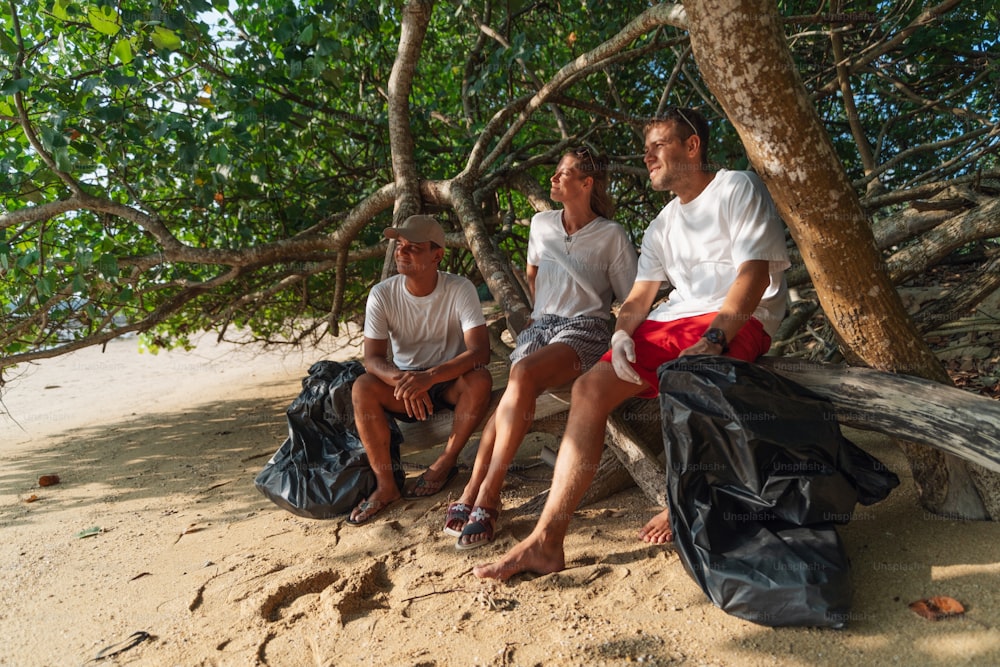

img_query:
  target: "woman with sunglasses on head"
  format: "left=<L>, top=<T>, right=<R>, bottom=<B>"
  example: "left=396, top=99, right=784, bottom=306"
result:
left=446, top=146, right=637, bottom=549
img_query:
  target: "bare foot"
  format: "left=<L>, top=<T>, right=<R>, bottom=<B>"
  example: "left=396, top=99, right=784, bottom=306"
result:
left=472, top=536, right=565, bottom=580
left=638, top=508, right=673, bottom=544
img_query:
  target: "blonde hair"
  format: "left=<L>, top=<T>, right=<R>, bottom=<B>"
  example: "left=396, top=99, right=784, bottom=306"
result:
left=569, top=147, right=615, bottom=219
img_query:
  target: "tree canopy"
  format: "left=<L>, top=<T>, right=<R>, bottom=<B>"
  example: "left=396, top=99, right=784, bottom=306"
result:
left=1, top=0, right=998, bottom=373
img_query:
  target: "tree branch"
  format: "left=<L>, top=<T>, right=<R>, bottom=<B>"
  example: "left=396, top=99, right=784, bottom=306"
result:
left=465, top=3, right=688, bottom=177
left=816, top=0, right=965, bottom=96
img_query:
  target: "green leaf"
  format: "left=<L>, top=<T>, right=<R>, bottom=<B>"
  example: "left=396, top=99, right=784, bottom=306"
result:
left=151, top=26, right=182, bottom=51
left=52, top=0, right=71, bottom=21
left=0, top=29, right=18, bottom=56
left=75, top=526, right=102, bottom=539
left=75, top=245, right=93, bottom=268
left=4, top=341, right=27, bottom=355
left=207, top=143, right=229, bottom=164
left=39, top=125, right=69, bottom=151
left=87, top=6, right=121, bottom=36
left=112, top=38, right=134, bottom=65
left=52, top=146, right=73, bottom=172
left=16, top=249, right=39, bottom=270
left=0, top=78, right=31, bottom=95
left=297, top=23, right=316, bottom=45
left=151, top=121, right=171, bottom=139
left=35, top=275, right=54, bottom=298
left=96, top=253, right=119, bottom=279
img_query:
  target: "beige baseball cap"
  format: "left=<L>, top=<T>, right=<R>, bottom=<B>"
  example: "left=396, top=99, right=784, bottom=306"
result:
left=383, top=215, right=446, bottom=248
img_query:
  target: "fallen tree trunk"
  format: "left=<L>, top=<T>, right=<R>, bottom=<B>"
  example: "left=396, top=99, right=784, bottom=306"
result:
left=447, top=351, right=1000, bottom=516
left=885, top=196, right=1000, bottom=285
left=756, top=357, right=1000, bottom=472
left=914, top=252, right=1000, bottom=334
left=512, top=446, right=636, bottom=516
left=604, top=399, right=670, bottom=506
left=558, top=358, right=1000, bottom=516
left=787, top=193, right=1000, bottom=288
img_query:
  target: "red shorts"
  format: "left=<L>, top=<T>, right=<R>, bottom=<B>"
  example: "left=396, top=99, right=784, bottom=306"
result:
left=599, top=313, right=771, bottom=398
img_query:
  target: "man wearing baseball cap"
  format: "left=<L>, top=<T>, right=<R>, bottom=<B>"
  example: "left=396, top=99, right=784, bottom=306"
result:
left=349, top=215, right=493, bottom=525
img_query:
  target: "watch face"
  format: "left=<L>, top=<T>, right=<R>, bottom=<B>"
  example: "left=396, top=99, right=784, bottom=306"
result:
left=704, top=328, right=726, bottom=346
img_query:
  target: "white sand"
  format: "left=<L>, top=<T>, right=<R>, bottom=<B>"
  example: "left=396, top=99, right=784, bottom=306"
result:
left=1, top=335, right=998, bottom=666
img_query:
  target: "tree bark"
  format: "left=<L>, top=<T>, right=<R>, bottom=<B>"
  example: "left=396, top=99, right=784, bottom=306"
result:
left=914, top=252, right=1000, bottom=334
left=383, top=0, right=434, bottom=279
left=512, top=447, right=636, bottom=516
left=685, top=0, right=995, bottom=519
left=450, top=182, right=532, bottom=334
left=604, top=399, right=669, bottom=506
left=885, top=196, right=1000, bottom=284
left=564, top=359, right=1000, bottom=515
left=756, top=358, right=1000, bottom=473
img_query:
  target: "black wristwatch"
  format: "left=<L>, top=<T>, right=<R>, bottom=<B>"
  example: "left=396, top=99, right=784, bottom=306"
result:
left=702, top=327, right=729, bottom=352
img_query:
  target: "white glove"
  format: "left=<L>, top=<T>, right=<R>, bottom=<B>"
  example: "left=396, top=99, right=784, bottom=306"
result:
left=610, top=330, right=643, bottom=385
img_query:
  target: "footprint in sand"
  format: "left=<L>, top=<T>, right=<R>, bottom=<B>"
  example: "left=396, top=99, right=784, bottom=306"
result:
left=255, top=560, right=393, bottom=626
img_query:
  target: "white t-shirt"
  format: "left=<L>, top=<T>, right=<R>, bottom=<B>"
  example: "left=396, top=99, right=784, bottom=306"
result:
left=364, top=272, right=486, bottom=371
left=526, top=210, right=637, bottom=320
left=636, top=169, right=790, bottom=336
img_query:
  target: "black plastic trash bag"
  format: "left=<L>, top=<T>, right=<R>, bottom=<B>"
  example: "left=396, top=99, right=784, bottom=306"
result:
left=657, top=356, right=899, bottom=628
left=255, top=360, right=405, bottom=519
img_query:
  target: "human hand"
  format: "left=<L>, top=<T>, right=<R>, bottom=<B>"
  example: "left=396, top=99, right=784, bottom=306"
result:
left=680, top=337, right=723, bottom=357
left=610, top=330, right=643, bottom=384
left=402, top=392, right=433, bottom=420
left=394, top=371, right=434, bottom=420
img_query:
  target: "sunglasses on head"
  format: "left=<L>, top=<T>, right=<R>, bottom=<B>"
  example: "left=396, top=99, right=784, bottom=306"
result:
left=572, top=146, right=600, bottom=174
left=673, top=108, right=699, bottom=137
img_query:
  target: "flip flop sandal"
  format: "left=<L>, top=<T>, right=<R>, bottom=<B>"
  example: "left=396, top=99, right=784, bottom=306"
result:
left=455, top=506, right=499, bottom=550
left=346, top=497, right=394, bottom=526
left=443, top=502, right=471, bottom=537
left=405, top=466, right=458, bottom=498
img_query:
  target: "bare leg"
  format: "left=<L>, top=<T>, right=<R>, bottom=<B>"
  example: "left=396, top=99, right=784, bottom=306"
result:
left=458, top=344, right=583, bottom=546
left=449, top=413, right=497, bottom=514
left=420, top=367, right=494, bottom=484
left=350, top=373, right=405, bottom=520
left=638, top=509, right=673, bottom=543
left=473, top=361, right=647, bottom=579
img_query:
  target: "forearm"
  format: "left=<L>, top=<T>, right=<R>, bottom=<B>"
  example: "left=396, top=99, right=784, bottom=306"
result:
left=614, top=303, right=649, bottom=337
left=710, top=261, right=770, bottom=339
left=614, top=281, right=661, bottom=336
left=363, top=354, right=405, bottom=387
left=421, top=347, right=489, bottom=385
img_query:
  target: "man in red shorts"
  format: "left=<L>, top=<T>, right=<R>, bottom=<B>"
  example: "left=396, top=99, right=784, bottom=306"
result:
left=474, top=108, right=790, bottom=580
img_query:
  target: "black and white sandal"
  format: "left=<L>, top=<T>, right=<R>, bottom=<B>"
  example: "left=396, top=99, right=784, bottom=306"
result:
left=455, top=506, right=499, bottom=550
left=443, top=502, right=471, bottom=537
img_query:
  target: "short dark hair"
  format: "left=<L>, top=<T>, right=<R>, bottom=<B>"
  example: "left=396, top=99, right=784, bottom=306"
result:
left=643, top=108, right=710, bottom=166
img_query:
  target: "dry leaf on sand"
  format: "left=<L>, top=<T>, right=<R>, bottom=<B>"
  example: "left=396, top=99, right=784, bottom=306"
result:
left=908, top=596, right=965, bottom=621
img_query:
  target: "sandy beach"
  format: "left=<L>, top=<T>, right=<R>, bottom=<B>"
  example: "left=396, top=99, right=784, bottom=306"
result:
left=1, top=334, right=999, bottom=666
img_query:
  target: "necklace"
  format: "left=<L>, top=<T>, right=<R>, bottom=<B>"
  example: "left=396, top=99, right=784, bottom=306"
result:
left=563, top=232, right=574, bottom=254
left=561, top=211, right=579, bottom=254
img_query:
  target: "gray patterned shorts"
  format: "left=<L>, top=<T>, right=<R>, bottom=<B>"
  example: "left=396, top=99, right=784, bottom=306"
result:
left=510, top=314, right=611, bottom=371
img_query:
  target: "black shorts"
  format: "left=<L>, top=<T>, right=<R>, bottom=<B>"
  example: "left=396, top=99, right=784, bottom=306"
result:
left=387, top=379, right=457, bottom=422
